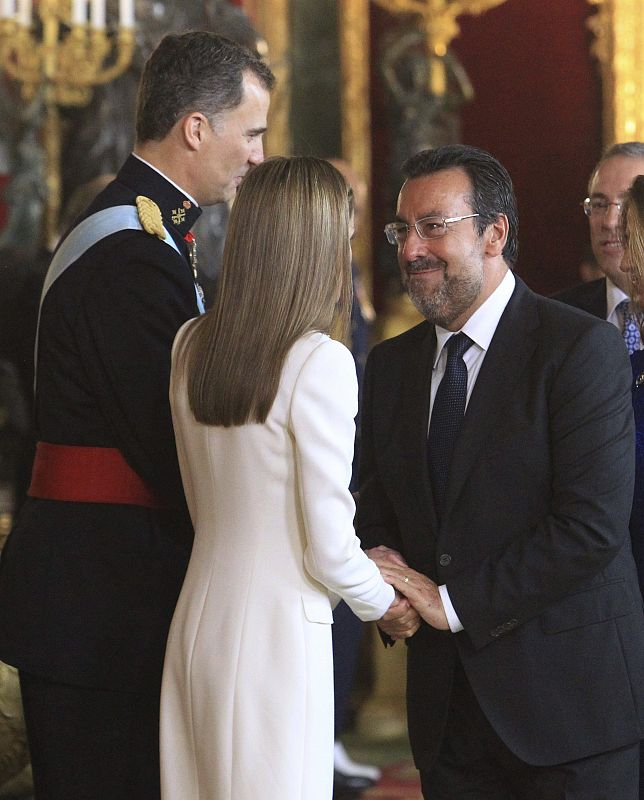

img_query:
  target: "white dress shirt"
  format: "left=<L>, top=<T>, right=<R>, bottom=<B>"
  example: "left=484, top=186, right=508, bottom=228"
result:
left=606, top=277, right=630, bottom=328
left=432, top=269, right=516, bottom=632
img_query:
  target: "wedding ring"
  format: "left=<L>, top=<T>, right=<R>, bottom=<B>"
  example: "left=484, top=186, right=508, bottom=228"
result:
left=403, top=575, right=409, bottom=583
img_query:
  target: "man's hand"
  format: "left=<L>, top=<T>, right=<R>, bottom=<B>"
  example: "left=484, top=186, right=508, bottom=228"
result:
left=379, top=565, right=449, bottom=631
left=366, top=547, right=421, bottom=639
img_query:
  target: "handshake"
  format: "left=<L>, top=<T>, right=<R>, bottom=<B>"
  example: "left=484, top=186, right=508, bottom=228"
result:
left=367, top=546, right=450, bottom=639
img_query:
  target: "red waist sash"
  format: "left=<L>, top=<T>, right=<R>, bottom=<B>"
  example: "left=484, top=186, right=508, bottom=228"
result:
left=28, top=442, right=160, bottom=508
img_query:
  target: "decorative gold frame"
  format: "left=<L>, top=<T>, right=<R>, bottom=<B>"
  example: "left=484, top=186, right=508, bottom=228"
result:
left=338, top=0, right=372, bottom=281
left=587, top=0, right=644, bottom=146
left=252, top=0, right=292, bottom=158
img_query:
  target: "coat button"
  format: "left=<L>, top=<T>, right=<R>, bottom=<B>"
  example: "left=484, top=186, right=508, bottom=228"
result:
left=439, top=554, right=451, bottom=567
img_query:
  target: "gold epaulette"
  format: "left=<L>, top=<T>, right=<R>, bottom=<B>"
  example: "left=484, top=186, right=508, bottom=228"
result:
left=135, top=195, right=165, bottom=240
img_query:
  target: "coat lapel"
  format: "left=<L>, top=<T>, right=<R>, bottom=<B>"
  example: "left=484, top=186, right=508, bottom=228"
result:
left=442, top=277, right=540, bottom=516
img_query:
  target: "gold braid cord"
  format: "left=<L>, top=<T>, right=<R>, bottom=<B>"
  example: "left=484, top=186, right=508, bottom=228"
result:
left=136, top=196, right=165, bottom=241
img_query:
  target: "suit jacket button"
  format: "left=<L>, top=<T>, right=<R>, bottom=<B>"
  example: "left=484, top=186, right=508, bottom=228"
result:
left=439, top=554, right=451, bottom=567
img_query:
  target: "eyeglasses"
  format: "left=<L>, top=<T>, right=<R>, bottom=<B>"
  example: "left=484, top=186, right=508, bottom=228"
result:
left=582, top=197, right=623, bottom=218
left=384, top=213, right=479, bottom=245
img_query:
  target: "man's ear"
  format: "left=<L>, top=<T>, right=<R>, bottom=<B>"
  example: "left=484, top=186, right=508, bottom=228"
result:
left=180, top=113, right=209, bottom=151
left=485, top=214, right=509, bottom=257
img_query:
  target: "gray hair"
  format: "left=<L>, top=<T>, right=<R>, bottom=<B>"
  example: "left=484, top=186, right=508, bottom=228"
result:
left=588, top=141, right=644, bottom=192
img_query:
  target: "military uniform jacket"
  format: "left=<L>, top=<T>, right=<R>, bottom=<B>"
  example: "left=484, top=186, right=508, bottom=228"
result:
left=0, top=155, right=201, bottom=692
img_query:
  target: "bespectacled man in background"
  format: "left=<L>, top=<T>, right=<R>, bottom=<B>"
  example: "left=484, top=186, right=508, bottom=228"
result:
left=555, top=141, right=644, bottom=354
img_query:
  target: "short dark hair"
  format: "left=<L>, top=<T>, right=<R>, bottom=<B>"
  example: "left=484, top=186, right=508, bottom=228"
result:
left=135, top=31, right=275, bottom=142
left=402, top=144, right=519, bottom=267
left=588, top=141, right=644, bottom=192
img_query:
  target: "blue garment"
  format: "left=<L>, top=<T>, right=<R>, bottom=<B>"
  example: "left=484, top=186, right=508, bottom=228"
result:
left=620, top=300, right=642, bottom=355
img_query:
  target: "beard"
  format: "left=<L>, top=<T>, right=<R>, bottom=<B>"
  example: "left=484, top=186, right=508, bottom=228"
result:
left=403, top=255, right=484, bottom=328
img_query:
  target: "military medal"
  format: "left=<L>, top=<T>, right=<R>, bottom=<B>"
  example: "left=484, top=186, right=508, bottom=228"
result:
left=184, top=231, right=205, bottom=308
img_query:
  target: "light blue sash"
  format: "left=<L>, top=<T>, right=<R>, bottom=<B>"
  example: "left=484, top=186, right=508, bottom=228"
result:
left=35, top=204, right=204, bottom=390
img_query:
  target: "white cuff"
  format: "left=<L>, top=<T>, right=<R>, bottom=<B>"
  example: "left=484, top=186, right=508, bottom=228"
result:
left=439, top=584, right=463, bottom=633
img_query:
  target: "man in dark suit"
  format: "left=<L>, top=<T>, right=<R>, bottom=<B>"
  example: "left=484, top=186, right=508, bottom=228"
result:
left=555, top=141, right=644, bottom=351
left=358, top=144, right=644, bottom=799
left=556, top=143, right=644, bottom=800
left=0, top=32, right=273, bottom=800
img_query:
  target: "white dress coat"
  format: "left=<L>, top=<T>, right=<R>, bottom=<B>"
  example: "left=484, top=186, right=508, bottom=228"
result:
left=160, top=328, right=394, bottom=800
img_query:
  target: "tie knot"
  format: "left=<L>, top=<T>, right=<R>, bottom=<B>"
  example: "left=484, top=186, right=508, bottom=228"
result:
left=446, top=332, right=473, bottom=360
left=617, top=299, right=642, bottom=320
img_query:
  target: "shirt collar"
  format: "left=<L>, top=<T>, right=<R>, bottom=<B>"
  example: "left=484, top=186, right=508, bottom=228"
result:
left=605, top=277, right=630, bottom=318
left=131, top=153, right=200, bottom=208
left=433, top=269, right=516, bottom=368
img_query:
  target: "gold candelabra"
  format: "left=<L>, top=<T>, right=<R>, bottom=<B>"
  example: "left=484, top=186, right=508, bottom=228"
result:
left=0, top=0, right=135, bottom=246
left=371, top=0, right=507, bottom=96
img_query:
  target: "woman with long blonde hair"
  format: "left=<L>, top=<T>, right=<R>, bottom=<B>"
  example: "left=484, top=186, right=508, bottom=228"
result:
left=160, top=156, right=394, bottom=800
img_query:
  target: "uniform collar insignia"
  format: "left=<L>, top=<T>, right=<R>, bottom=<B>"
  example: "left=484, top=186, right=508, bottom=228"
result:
left=167, top=196, right=200, bottom=235
left=118, top=156, right=202, bottom=235
left=172, top=200, right=193, bottom=226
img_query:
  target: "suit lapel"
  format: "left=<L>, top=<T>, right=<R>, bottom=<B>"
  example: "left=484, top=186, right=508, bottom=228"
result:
left=442, top=277, right=540, bottom=515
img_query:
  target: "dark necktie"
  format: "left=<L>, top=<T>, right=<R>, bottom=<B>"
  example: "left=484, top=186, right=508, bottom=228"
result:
left=427, top=332, right=473, bottom=514
left=617, top=299, right=641, bottom=355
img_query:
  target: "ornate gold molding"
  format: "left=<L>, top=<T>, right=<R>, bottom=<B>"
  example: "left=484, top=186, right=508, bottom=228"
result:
left=588, top=0, right=644, bottom=145
left=254, top=0, right=291, bottom=157
left=339, top=0, right=372, bottom=283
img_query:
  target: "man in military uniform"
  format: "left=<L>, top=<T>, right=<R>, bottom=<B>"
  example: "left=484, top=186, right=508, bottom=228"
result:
left=0, top=31, right=273, bottom=800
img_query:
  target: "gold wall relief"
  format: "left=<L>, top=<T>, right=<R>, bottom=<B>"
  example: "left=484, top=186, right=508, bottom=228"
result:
left=251, top=0, right=374, bottom=290
left=588, top=0, right=644, bottom=145
left=252, top=0, right=292, bottom=157
left=339, top=0, right=372, bottom=286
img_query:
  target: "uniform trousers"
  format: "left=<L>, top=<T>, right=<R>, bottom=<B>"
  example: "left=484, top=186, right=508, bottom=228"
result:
left=19, top=671, right=161, bottom=800
left=420, top=661, right=639, bottom=800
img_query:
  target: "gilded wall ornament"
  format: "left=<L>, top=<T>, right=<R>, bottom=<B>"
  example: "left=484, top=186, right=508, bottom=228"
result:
left=587, top=0, right=644, bottom=145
